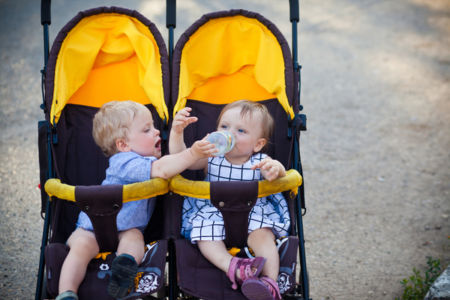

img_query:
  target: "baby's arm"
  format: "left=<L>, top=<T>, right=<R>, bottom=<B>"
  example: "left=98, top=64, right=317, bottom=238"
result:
left=169, top=107, right=197, bottom=154
left=251, top=156, right=286, bottom=182
left=152, top=138, right=214, bottom=179
left=168, top=107, right=210, bottom=171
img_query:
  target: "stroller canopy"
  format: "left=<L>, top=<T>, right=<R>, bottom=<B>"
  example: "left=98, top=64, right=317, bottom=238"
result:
left=173, top=11, right=295, bottom=119
left=47, top=8, right=169, bottom=125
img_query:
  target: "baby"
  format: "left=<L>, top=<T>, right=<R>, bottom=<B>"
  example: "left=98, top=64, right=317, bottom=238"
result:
left=170, top=100, right=290, bottom=300
left=56, top=100, right=215, bottom=300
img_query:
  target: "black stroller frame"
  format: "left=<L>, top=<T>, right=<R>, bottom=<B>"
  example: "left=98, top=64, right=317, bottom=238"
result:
left=36, top=1, right=310, bottom=299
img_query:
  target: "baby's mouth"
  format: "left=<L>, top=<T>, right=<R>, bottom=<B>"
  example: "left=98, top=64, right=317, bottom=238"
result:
left=155, top=139, right=161, bottom=149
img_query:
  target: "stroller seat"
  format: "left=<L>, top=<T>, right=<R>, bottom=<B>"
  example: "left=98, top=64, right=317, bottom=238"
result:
left=168, top=10, right=305, bottom=300
left=44, top=179, right=169, bottom=299
left=38, top=7, right=171, bottom=300
left=170, top=172, right=302, bottom=298
left=36, top=3, right=309, bottom=300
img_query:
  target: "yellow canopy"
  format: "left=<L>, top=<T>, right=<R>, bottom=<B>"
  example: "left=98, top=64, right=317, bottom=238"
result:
left=50, top=13, right=168, bottom=125
left=174, top=15, right=294, bottom=119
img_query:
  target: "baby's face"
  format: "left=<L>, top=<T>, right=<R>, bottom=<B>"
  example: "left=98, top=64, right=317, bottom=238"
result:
left=127, top=110, right=162, bottom=158
left=217, top=106, right=266, bottom=164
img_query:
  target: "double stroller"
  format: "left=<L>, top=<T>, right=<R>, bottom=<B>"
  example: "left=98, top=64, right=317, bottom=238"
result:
left=36, top=1, right=309, bottom=299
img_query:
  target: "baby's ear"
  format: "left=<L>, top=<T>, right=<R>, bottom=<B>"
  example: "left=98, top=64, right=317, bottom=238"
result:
left=253, top=138, right=267, bottom=153
left=115, top=138, right=130, bottom=152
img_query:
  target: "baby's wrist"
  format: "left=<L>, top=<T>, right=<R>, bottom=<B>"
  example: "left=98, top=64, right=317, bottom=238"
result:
left=188, top=147, right=200, bottom=160
left=170, top=129, right=183, bottom=136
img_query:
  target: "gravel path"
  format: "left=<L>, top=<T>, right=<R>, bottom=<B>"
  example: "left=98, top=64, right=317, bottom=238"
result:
left=0, top=0, right=449, bottom=299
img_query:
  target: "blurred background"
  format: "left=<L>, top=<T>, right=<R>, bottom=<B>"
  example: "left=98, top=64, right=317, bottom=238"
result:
left=0, top=0, right=449, bottom=299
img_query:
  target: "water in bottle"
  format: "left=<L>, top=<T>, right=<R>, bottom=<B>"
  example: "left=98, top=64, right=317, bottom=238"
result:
left=207, top=131, right=235, bottom=156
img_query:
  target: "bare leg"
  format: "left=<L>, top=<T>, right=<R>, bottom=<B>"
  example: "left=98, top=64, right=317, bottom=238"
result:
left=197, top=240, right=233, bottom=274
left=59, top=228, right=99, bottom=294
left=247, top=228, right=279, bottom=281
left=117, top=228, right=145, bottom=264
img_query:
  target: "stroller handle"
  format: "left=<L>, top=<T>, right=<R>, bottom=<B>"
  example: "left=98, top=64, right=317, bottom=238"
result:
left=41, top=0, right=51, bottom=25
left=44, top=178, right=169, bottom=203
left=169, top=169, right=302, bottom=199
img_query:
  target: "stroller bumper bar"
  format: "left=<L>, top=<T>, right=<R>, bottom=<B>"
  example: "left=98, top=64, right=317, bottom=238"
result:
left=45, top=169, right=302, bottom=203
left=41, top=0, right=51, bottom=25
left=169, top=169, right=302, bottom=199
left=44, top=178, right=169, bottom=203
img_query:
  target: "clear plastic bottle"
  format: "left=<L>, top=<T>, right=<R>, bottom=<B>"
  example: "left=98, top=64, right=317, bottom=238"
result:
left=206, top=131, right=235, bottom=156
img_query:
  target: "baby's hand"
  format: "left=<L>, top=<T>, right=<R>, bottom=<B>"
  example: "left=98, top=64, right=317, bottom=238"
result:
left=251, top=157, right=286, bottom=182
left=190, top=138, right=217, bottom=160
left=172, top=107, right=198, bottom=135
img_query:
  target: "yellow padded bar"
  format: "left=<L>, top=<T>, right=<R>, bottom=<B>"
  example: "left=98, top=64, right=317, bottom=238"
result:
left=44, top=178, right=169, bottom=203
left=169, top=169, right=302, bottom=200
left=45, top=179, right=76, bottom=201
left=169, top=175, right=211, bottom=199
left=122, top=179, right=169, bottom=203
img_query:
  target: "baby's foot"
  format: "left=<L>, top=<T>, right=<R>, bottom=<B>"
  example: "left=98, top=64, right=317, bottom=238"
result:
left=241, top=276, right=281, bottom=300
left=55, top=290, right=78, bottom=300
left=107, top=254, right=138, bottom=298
left=227, top=256, right=266, bottom=289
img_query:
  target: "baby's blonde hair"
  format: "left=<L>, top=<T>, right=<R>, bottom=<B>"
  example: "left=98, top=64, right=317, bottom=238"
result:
left=218, top=100, right=274, bottom=141
left=92, top=101, right=150, bottom=157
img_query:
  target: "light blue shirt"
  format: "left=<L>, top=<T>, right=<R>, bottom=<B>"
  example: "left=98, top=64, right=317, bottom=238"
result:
left=77, top=151, right=157, bottom=232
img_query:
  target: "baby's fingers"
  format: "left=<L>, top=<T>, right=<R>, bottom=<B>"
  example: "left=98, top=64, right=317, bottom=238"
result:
left=253, top=158, right=272, bottom=170
left=178, top=107, right=192, bottom=116
left=250, top=162, right=259, bottom=170
left=264, top=166, right=278, bottom=181
left=250, top=162, right=265, bottom=170
left=251, top=158, right=268, bottom=170
left=175, top=107, right=197, bottom=123
left=185, top=116, right=198, bottom=125
left=196, top=140, right=217, bottom=154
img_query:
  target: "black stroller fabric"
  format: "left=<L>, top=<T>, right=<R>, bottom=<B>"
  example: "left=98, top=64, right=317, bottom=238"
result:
left=41, top=7, right=170, bottom=299
left=169, top=10, right=301, bottom=300
left=45, top=241, right=168, bottom=299
left=38, top=5, right=305, bottom=300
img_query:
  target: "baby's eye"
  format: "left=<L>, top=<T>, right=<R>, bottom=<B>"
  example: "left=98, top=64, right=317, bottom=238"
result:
left=220, top=124, right=228, bottom=129
left=238, top=128, right=246, bottom=133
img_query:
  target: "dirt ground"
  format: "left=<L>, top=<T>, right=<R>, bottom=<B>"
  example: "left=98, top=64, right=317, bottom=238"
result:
left=0, top=0, right=449, bottom=299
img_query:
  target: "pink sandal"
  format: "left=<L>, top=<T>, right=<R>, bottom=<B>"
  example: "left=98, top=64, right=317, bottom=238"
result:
left=227, top=256, right=266, bottom=290
left=241, top=276, right=282, bottom=300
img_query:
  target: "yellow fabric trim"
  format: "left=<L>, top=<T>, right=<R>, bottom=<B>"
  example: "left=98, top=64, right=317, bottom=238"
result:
left=51, top=13, right=168, bottom=124
left=228, top=247, right=241, bottom=256
left=68, top=56, right=151, bottom=107
left=173, top=15, right=294, bottom=119
left=169, top=169, right=302, bottom=200
left=188, top=65, right=276, bottom=103
left=122, top=178, right=169, bottom=203
left=45, top=179, right=76, bottom=202
left=94, top=252, right=111, bottom=260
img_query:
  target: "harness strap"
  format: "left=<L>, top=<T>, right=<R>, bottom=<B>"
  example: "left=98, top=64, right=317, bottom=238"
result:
left=210, top=180, right=258, bottom=248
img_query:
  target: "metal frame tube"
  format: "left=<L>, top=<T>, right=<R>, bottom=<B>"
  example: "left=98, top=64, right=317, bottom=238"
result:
left=36, top=2, right=52, bottom=298
left=166, top=2, right=177, bottom=299
left=35, top=123, right=53, bottom=300
left=290, top=1, right=310, bottom=299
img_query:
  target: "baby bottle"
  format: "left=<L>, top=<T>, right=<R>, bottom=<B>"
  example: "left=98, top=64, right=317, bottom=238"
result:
left=207, top=131, right=235, bottom=156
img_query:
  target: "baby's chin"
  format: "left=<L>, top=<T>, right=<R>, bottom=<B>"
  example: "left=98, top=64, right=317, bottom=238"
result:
left=152, top=149, right=162, bottom=158
left=137, top=148, right=161, bottom=158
